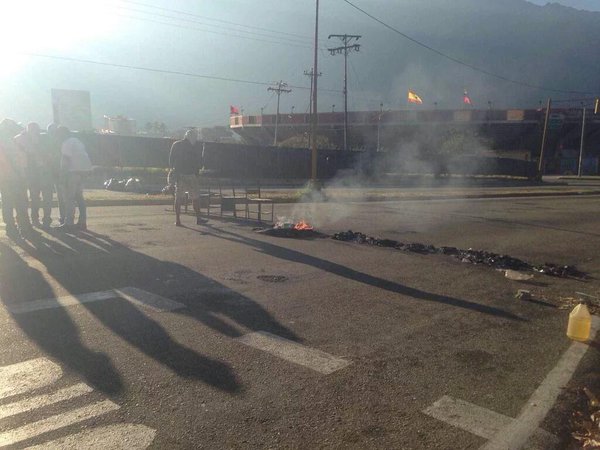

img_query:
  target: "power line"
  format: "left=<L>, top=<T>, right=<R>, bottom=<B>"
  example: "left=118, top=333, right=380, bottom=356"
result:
left=115, top=13, right=316, bottom=50
left=21, top=52, right=342, bottom=93
left=115, top=5, right=317, bottom=47
left=118, top=0, right=322, bottom=43
left=342, top=0, right=596, bottom=96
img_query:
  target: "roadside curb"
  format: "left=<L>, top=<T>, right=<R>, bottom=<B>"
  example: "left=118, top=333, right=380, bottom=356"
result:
left=75, top=189, right=600, bottom=206
left=3, top=189, right=599, bottom=209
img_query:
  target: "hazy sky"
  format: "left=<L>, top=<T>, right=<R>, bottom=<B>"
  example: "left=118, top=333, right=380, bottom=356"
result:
left=0, top=0, right=597, bottom=130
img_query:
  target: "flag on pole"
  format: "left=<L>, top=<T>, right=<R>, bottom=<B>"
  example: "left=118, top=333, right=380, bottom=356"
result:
left=407, top=90, right=423, bottom=104
left=463, top=90, right=472, bottom=106
left=230, top=105, right=240, bottom=115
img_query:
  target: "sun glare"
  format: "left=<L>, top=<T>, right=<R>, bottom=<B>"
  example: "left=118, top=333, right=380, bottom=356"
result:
left=0, top=0, right=119, bottom=77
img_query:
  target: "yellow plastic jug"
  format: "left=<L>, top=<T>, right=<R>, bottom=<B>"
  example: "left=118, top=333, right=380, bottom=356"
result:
left=567, top=303, right=592, bottom=342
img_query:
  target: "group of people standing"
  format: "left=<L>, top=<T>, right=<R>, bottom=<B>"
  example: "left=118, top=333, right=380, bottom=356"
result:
left=0, top=118, right=92, bottom=239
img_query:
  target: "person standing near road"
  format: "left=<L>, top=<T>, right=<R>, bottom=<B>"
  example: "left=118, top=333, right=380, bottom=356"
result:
left=46, top=123, right=66, bottom=225
left=0, top=119, right=32, bottom=238
left=56, top=126, right=92, bottom=231
left=15, top=122, right=54, bottom=228
left=169, top=129, right=203, bottom=227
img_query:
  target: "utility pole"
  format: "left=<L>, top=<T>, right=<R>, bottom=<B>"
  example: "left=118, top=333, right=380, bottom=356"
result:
left=268, top=80, right=291, bottom=146
left=377, top=103, right=383, bottom=152
left=538, top=98, right=551, bottom=179
left=578, top=107, right=587, bottom=177
left=303, top=68, right=321, bottom=149
left=303, top=68, right=322, bottom=118
left=311, top=0, right=319, bottom=182
left=328, top=33, right=361, bottom=151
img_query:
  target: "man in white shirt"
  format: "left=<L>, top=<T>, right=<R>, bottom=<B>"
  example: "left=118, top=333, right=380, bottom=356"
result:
left=56, top=126, right=92, bottom=231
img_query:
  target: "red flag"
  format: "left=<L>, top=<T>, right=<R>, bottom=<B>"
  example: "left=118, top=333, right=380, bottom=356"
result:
left=463, top=90, right=472, bottom=106
left=230, top=105, right=240, bottom=115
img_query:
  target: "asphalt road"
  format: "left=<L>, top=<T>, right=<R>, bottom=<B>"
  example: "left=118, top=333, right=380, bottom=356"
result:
left=0, top=195, right=599, bottom=449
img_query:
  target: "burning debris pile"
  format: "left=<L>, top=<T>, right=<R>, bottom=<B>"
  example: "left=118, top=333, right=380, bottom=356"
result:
left=332, top=230, right=588, bottom=279
left=255, top=219, right=326, bottom=239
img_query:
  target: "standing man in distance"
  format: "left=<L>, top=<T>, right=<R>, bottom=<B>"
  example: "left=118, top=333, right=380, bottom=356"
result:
left=169, top=129, right=203, bottom=227
left=46, top=123, right=66, bottom=225
left=56, top=126, right=92, bottom=231
left=0, top=119, right=31, bottom=239
left=15, top=122, right=54, bottom=228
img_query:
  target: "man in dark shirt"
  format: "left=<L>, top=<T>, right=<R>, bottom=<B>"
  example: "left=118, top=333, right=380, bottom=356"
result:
left=169, top=129, right=203, bottom=226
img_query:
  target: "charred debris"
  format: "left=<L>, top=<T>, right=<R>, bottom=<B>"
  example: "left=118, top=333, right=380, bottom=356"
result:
left=254, top=222, right=586, bottom=279
left=332, top=230, right=587, bottom=279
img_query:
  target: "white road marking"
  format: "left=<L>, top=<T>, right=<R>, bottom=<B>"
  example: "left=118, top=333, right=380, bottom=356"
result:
left=25, top=424, right=157, bottom=449
left=113, top=287, right=185, bottom=312
left=8, top=287, right=184, bottom=314
left=237, top=331, right=351, bottom=375
left=8, top=291, right=118, bottom=314
left=481, top=316, right=600, bottom=450
left=424, top=395, right=511, bottom=439
left=0, top=383, right=93, bottom=420
left=0, top=359, right=155, bottom=448
left=424, top=316, right=599, bottom=450
left=0, top=358, right=62, bottom=400
left=423, top=396, right=557, bottom=446
left=0, top=399, right=120, bottom=447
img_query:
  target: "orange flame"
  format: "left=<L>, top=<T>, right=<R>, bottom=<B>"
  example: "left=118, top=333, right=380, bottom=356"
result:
left=294, top=220, right=313, bottom=231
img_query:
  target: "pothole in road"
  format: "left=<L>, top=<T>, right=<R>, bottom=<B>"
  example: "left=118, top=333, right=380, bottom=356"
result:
left=256, top=275, right=288, bottom=283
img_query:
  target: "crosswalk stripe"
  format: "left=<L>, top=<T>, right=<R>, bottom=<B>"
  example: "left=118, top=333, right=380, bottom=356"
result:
left=8, top=287, right=184, bottom=314
left=25, top=424, right=156, bottom=449
left=0, top=384, right=93, bottom=420
left=0, top=359, right=62, bottom=400
left=113, top=287, right=185, bottom=312
left=237, top=331, right=351, bottom=375
left=8, top=291, right=117, bottom=314
left=0, top=400, right=120, bottom=447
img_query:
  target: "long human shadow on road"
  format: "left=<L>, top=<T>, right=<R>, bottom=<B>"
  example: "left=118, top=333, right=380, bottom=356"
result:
left=16, top=229, right=297, bottom=394
left=48, top=230, right=298, bottom=340
left=200, top=224, right=525, bottom=322
left=0, top=242, right=124, bottom=395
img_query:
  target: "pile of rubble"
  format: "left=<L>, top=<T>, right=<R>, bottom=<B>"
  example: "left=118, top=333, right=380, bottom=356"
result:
left=332, top=230, right=587, bottom=279
left=572, top=387, right=600, bottom=448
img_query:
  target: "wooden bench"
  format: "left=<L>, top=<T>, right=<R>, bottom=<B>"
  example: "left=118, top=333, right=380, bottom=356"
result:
left=196, top=179, right=274, bottom=223
left=219, top=182, right=247, bottom=218
left=196, top=178, right=222, bottom=217
left=245, top=182, right=274, bottom=223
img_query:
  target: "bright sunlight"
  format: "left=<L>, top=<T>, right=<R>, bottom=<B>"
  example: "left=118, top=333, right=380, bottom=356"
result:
left=0, top=0, right=119, bottom=77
